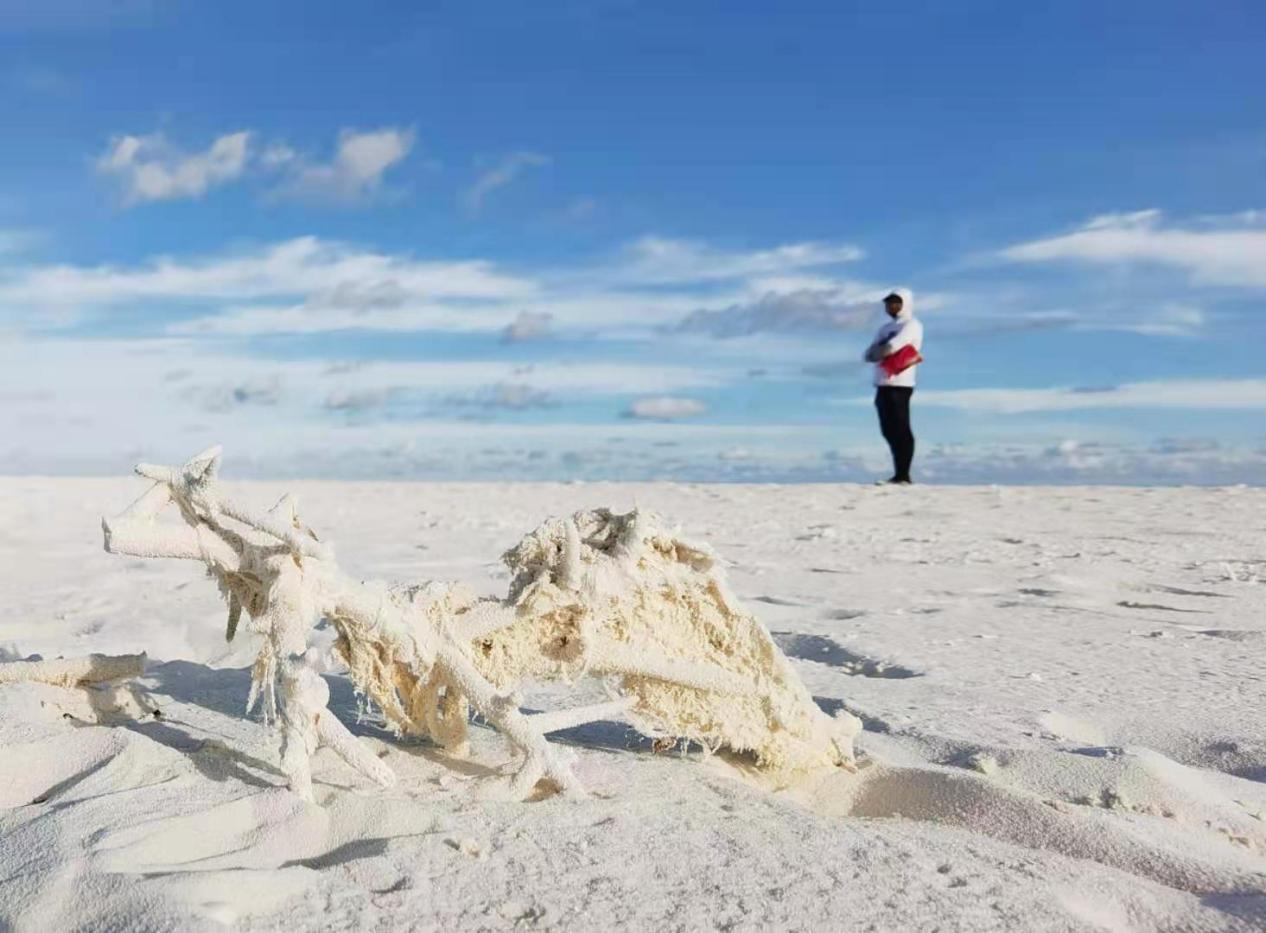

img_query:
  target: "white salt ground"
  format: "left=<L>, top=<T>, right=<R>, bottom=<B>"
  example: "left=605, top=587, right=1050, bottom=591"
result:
left=1, top=478, right=1264, bottom=931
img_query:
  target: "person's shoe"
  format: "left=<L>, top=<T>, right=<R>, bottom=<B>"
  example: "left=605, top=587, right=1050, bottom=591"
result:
left=876, top=476, right=912, bottom=486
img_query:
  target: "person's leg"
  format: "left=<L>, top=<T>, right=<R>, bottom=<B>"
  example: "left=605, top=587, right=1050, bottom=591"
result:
left=893, top=388, right=914, bottom=481
left=874, top=388, right=901, bottom=479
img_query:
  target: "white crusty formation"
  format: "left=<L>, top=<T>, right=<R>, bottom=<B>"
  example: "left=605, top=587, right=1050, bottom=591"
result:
left=101, top=446, right=861, bottom=802
left=0, top=653, right=145, bottom=688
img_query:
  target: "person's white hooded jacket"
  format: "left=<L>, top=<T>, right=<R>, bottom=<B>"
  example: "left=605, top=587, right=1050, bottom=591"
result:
left=864, top=289, right=923, bottom=388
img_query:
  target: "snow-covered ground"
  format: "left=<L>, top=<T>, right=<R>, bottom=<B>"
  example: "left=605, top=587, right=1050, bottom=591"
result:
left=2, top=477, right=1265, bottom=931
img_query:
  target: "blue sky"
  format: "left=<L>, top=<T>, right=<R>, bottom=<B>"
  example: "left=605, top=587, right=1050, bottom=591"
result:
left=1, top=0, right=1264, bottom=483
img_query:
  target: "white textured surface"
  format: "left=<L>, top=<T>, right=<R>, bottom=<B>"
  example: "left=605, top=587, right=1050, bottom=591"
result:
left=2, top=478, right=1265, bottom=931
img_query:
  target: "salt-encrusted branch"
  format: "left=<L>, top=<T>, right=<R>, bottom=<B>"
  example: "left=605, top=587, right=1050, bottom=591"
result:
left=435, top=641, right=586, bottom=797
left=527, top=697, right=636, bottom=735
left=279, top=650, right=395, bottom=802
left=102, top=518, right=239, bottom=565
left=590, top=645, right=764, bottom=696
left=102, top=447, right=864, bottom=804
left=215, top=495, right=332, bottom=562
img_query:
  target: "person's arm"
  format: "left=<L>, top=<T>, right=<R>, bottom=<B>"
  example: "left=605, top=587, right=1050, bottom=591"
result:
left=879, top=321, right=918, bottom=355
left=863, top=324, right=894, bottom=362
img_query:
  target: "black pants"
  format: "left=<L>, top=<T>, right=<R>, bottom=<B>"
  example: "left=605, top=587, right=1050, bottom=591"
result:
left=875, top=386, right=915, bottom=481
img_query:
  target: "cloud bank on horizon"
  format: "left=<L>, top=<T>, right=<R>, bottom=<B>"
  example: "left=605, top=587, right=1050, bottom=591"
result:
left=1, top=1, right=1263, bottom=484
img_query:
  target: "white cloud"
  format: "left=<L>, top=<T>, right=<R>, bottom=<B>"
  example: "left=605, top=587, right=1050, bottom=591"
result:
left=6, top=336, right=1265, bottom=483
left=182, top=377, right=283, bottom=412
left=260, top=143, right=298, bottom=168
left=502, top=310, right=553, bottom=342
left=1000, top=209, right=1266, bottom=287
left=449, top=382, right=556, bottom=411
left=173, top=290, right=711, bottom=337
left=899, top=439, right=1266, bottom=486
left=624, top=396, right=707, bottom=420
left=0, top=336, right=755, bottom=475
left=1115, top=304, right=1206, bottom=337
left=0, top=234, right=883, bottom=338
left=323, top=387, right=395, bottom=413
left=942, top=302, right=1208, bottom=339
left=1199, top=209, right=1266, bottom=226
left=462, top=151, right=550, bottom=214
left=616, top=236, right=863, bottom=285
left=97, top=131, right=251, bottom=204
left=0, top=236, right=533, bottom=323
left=1151, top=436, right=1220, bottom=455
left=0, top=337, right=725, bottom=414
left=876, top=379, right=1266, bottom=414
left=677, top=286, right=879, bottom=336
left=94, top=126, right=415, bottom=207
left=271, top=127, right=415, bottom=203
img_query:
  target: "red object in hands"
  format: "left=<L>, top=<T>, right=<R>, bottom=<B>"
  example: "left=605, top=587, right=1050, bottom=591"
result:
left=880, top=344, right=923, bottom=377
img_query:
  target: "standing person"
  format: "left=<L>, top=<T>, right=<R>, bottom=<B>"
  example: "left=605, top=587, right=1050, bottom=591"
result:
left=863, top=290, right=923, bottom=485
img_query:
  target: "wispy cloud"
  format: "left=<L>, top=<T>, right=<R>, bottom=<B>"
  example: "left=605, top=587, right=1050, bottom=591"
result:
left=615, top=236, right=863, bottom=286
left=1000, top=209, right=1266, bottom=288
left=1113, top=304, right=1206, bottom=337
left=5, top=334, right=1265, bottom=484
left=937, top=302, right=1207, bottom=340
left=0, top=233, right=882, bottom=338
left=462, top=151, right=550, bottom=215
left=910, top=437, right=1266, bottom=486
left=677, top=286, right=879, bottom=337
left=269, top=127, right=415, bottom=204
left=0, top=236, right=533, bottom=327
left=873, top=379, right=1266, bottom=414
left=0, top=335, right=734, bottom=465
left=0, top=337, right=726, bottom=408
left=449, top=382, right=556, bottom=411
left=181, top=376, right=283, bottom=412
left=624, top=396, right=707, bottom=420
left=97, top=131, right=251, bottom=204
left=502, top=310, right=553, bottom=342
left=323, top=387, right=396, bottom=414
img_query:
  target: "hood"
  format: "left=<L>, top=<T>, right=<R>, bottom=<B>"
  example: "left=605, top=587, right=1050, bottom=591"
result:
left=887, top=287, right=914, bottom=319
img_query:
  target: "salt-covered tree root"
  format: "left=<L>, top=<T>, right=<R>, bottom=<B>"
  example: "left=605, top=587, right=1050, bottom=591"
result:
left=101, top=446, right=864, bottom=803
left=487, top=508, right=864, bottom=779
left=434, top=641, right=585, bottom=797
left=279, top=650, right=396, bottom=802
left=0, top=653, right=146, bottom=688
